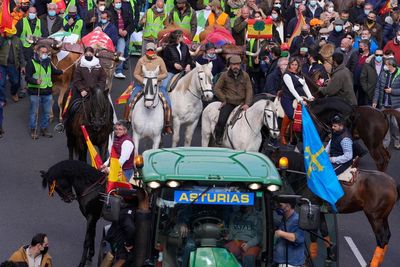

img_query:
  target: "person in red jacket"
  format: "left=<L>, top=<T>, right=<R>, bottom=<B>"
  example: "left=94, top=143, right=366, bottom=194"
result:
left=384, top=29, right=400, bottom=65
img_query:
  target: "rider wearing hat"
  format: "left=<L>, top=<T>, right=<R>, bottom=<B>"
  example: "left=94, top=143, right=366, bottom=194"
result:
left=130, top=42, right=172, bottom=134
left=195, top=42, right=225, bottom=77
left=214, top=55, right=253, bottom=145
left=325, top=114, right=354, bottom=175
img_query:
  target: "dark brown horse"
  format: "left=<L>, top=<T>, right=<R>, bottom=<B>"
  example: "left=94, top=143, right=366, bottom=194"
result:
left=264, top=148, right=400, bottom=267
left=305, top=74, right=400, bottom=171
left=64, top=87, right=113, bottom=161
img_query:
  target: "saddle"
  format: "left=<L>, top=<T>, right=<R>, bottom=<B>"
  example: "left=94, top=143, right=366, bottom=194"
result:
left=338, top=156, right=360, bottom=186
left=167, top=72, right=185, bottom=92
left=62, top=43, right=84, bottom=54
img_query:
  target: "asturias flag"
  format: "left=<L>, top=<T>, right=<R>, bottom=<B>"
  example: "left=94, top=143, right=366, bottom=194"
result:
left=302, top=105, right=344, bottom=211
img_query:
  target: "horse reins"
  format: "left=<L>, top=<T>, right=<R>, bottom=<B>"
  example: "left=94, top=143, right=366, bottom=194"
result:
left=187, top=70, right=213, bottom=100
left=80, top=174, right=107, bottom=199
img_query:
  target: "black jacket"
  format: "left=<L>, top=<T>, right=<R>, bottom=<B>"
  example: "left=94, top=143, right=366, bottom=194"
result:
left=108, top=7, right=135, bottom=38
left=25, top=57, right=63, bottom=95
left=40, top=14, right=63, bottom=37
left=162, top=43, right=194, bottom=74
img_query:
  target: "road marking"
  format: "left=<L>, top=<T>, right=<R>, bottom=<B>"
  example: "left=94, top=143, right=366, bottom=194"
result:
left=344, top=236, right=367, bottom=267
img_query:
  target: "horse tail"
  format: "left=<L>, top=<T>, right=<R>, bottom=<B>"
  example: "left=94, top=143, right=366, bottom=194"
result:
left=382, top=109, right=400, bottom=131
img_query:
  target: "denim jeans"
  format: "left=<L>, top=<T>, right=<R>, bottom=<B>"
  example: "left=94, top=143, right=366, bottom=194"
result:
left=29, top=94, right=53, bottom=130
left=160, top=72, right=175, bottom=93
left=128, top=85, right=172, bottom=107
left=115, top=37, right=127, bottom=74
left=0, top=64, right=21, bottom=102
left=123, top=169, right=134, bottom=181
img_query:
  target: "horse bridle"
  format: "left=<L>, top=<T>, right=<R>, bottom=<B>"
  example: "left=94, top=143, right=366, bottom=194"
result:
left=143, top=76, right=160, bottom=108
left=187, top=70, right=213, bottom=100
left=243, top=101, right=279, bottom=136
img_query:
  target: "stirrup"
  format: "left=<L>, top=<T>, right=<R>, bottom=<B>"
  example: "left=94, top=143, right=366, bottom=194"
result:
left=54, top=123, right=65, bottom=133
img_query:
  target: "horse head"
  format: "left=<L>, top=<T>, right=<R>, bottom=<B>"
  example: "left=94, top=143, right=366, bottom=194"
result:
left=263, top=99, right=280, bottom=139
left=89, top=88, right=110, bottom=131
left=142, top=65, right=160, bottom=108
left=40, top=169, right=76, bottom=203
left=195, top=62, right=214, bottom=101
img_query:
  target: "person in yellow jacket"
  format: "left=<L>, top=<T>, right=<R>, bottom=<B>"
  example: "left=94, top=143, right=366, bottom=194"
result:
left=205, top=0, right=230, bottom=31
left=168, top=0, right=197, bottom=40
left=9, top=233, right=52, bottom=267
left=63, top=5, right=84, bottom=37
left=139, top=0, right=167, bottom=54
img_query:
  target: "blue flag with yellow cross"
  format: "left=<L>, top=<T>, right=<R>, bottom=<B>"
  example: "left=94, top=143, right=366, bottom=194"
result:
left=302, top=105, right=344, bottom=211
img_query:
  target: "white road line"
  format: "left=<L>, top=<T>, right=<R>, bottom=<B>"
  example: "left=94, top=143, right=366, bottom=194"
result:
left=344, top=236, right=367, bottom=267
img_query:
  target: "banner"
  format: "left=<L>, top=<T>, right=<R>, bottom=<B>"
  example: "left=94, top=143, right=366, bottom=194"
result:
left=247, top=18, right=273, bottom=39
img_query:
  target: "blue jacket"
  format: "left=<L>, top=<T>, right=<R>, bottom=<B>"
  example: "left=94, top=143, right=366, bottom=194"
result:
left=97, top=22, right=119, bottom=47
left=352, top=37, right=378, bottom=54
left=264, top=68, right=282, bottom=95
left=273, top=212, right=305, bottom=266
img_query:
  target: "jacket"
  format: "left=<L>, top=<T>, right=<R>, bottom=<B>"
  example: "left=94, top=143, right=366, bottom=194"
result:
left=319, top=64, right=357, bottom=106
left=133, top=55, right=168, bottom=85
left=162, top=43, right=193, bottom=74
left=360, top=56, right=382, bottom=101
left=168, top=5, right=197, bottom=39
left=289, top=35, right=315, bottom=55
left=214, top=69, right=253, bottom=106
left=232, top=16, right=247, bottom=46
left=352, top=37, right=378, bottom=54
left=327, top=30, right=345, bottom=48
left=108, top=6, right=135, bottom=37
left=25, top=57, right=63, bottom=95
left=264, top=67, right=282, bottom=95
left=40, top=14, right=63, bottom=37
left=72, top=57, right=107, bottom=93
left=374, top=67, right=400, bottom=109
left=9, top=245, right=52, bottom=267
left=97, top=22, right=119, bottom=46
left=0, top=35, right=25, bottom=69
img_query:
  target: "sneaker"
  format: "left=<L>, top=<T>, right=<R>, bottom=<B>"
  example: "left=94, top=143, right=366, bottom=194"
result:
left=30, top=129, right=39, bottom=140
left=0, top=128, right=4, bottom=138
left=114, top=73, right=126, bottom=79
left=11, top=95, right=19, bottom=102
left=40, top=128, right=53, bottom=138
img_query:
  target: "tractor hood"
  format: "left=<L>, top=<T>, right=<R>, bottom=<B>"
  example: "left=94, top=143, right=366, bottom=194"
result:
left=189, top=247, right=241, bottom=267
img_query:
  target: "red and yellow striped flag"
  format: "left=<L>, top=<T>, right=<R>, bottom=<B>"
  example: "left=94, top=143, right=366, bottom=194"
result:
left=379, top=0, right=391, bottom=15
left=106, top=147, right=132, bottom=193
left=62, top=89, right=72, bottom=118
left=288, top=13, right=306, bottom=47
left=81, top=125, right=103, bottom=169
left=53, top=0, right=66, bottom=14
left=115, top=82, right=134, bottom=104
left=0, top=0, right=15, bottom=35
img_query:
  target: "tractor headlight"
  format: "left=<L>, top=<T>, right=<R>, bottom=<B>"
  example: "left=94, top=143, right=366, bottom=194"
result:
left=166, top=180, right=180, bottom=188
left=267, top=184, right=280, bottom=192
left=248, top=183, right=262, bottom=190
left=147, top=181, right=161, bottom=189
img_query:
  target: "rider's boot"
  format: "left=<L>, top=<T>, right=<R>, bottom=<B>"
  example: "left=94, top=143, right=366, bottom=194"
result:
left=163, top=104, right=173, bottom=135
left=280, top=115, right=291, bottom=145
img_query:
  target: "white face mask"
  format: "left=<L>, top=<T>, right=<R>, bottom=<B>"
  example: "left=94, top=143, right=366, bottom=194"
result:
left=309, top=0, right=317, bottom=7
left=271, top=13, right=278, bottom=20
left=353, top=25, right=360, bottom=31
left=328, top=6, right=334, bottom=13
left=396, top=36, right=400, bottom=42
left=98, top=5, right=105, bottom=11
left=156, top=7, right=164, bottom=12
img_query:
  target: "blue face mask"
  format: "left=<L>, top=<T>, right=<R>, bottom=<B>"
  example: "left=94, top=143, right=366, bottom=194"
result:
left=114, top=3, right=122, bottom=9
left=295, top=3, right=299, bottom=8
left=41, top=54, right=48, bottom=60
left=28, top=13, right=37, bottom=20
left=101, top=19, right=108, bottom=24
left=48, top=10, right=56, bottom=16
left=375, top=56, right=383, bottom=63
left=275, top=208, right=285, bottom=216
left=274, top=3, right=281, bottom=8
left=335, top=25, right=343, bottom=32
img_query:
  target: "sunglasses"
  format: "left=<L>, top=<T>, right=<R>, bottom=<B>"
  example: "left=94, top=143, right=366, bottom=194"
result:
left=375, top=54, right=383, bottom=56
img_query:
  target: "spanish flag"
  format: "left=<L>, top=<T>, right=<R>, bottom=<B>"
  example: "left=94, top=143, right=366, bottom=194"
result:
left=62, top=89, right=72, bottom=118
left=106, top=147, right=133, bottom=193
left=115, top=82, right=134, bottom=105
left=379, top=0, right=391, bottom=15
left=288, top=13, right=306, bottom=47
left=52, top=0, right=66, bottom=14
left=0, top=0, right=14, bottom=35
left=81, top=125, right=103, bottom=169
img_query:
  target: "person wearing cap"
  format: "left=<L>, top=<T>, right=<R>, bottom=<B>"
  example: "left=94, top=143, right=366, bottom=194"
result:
left=327, top=18, right=345, bottom=47
left=289, top=24, right=315, bottom=56
left=213, top=55, right=253, bottom=145
left=205, top=0, right=230, bottom=31
left=325, top=114, right=354, bottom=174
left=131, top=42, right=172, bottom=134
left=168, top=0, right=197, bottom=40
left=63, top=5, right=84, bottom=36
left=140, top=0, right=167, bottom=55
left=304, top=0, right=323, bottom=19
left=195, top=42, right=225, bottom=76
left=40, top=3, right=63, bottom=37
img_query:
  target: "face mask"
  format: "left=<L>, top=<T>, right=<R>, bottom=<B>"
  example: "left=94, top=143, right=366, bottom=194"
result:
left=320, top=35, right=329, bottom=40
left=295, top=3, right=299, bottom=9
left=48, top=10, right=56, bottom=16
left=40, top=247, right=49, bottom=255
left=364, top=9, right=370, bottom=15
left=335, top=25, right=343, bottom=32
left=375, top=56, right=382, bottom=63
left=156, top=7, right=164, bottom=12
left=396, top=36, right=400, bottom=42
left=85, top=55, right=93, bottom=61
left=21, top=6, right=29, bottom=12
left=274, top=3, right=281, bottom=8
left=309, top=0, right=316, bottom=7
left=206, top=53, right=216, bottom=59
left=275, top=208, right=285, bottom=216
left=358, top=48, right=364, bottom=54
left=101, top=19, right=108, bottom=24
left=340, top=47, right=346, bottom=52
left=367, top=18, right=374, bottom=24
left=271, top=13, right=278, bottom=20
left=301, top=30, right=308, bottom=36
left=353, top=25, right=360, bottom=31
left=328, top=6, right=334, bottom=13
left=145, top=50, right=156, bottom=57
left=98, top=5, right=106, bottom=11
left=384, top=65, right=389, bottom=71
left=28, top=13, right=36, bottom=20
left=114, top=3, right=122, bottom=9
left=41, top=54, right=48, bottom=60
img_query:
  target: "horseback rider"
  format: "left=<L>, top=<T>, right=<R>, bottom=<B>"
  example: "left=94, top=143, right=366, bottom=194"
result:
left=214, top=55, right=253, bottom=146
left=280, top=57, right=314, bottom=145
left=325, top=114, right=354, bottom=175
left=130, top=42, right=172, bottom=134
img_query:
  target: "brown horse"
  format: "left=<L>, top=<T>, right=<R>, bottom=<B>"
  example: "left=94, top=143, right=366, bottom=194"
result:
left=264, top=148, right=400, bottom=267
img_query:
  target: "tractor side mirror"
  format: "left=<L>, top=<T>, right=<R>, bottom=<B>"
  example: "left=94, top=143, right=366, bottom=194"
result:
left=298, top=198, right=320, bottom=231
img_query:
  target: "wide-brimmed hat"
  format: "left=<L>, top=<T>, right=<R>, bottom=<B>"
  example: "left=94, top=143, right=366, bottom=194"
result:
left=229, top=55, right=241, bottom=64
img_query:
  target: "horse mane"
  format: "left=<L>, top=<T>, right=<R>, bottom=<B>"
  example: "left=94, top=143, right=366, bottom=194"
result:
left=310, top=96, right=353, bottom=116
left=175, top=66, right=199, bottom=92
left=42, top=160, right=104, bottom=188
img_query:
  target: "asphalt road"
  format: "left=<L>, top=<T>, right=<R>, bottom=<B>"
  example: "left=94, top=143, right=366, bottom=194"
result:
left=0, top=57, right=399, bottom=267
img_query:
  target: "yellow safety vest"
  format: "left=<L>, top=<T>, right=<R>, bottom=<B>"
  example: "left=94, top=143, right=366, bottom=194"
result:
left=248, top=38, right=256, bottom=68
left=165, top=0, right=175, bottom=14
left=173, top=9, right=193, bottom=31
left=28, top=60, right=53, bottom=89
left=20, top=17, right=42, bottom=48
left=63, top=18, right=84, bottom=37
left=143, top=9, right=166, bottom=39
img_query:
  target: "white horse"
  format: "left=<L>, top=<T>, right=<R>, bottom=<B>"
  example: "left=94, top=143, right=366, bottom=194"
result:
left=201, top=99, right=280, bottom=151
left=169, top=62, right=214, bottom=147
left=131, top=66, right=164, bottom=155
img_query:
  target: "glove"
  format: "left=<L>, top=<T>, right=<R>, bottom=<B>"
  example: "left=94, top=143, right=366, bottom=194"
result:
left=385, top=16, right=393, bottom=25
